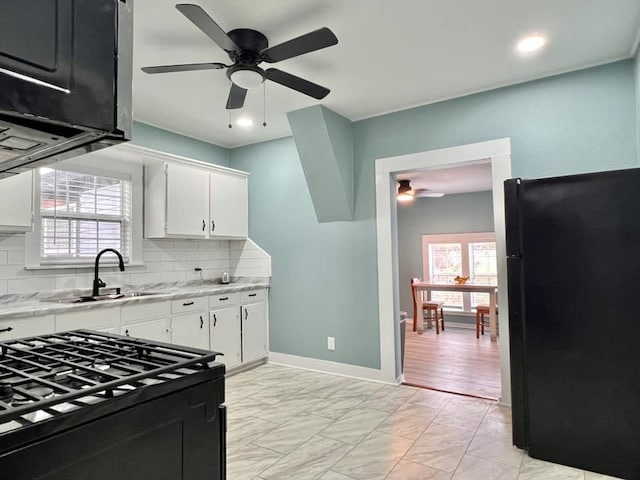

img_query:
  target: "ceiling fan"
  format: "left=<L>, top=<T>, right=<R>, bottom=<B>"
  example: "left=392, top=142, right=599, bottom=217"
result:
left=397, top=180, right=445, bottom=202
left=141, top=4, right=339, bottom=110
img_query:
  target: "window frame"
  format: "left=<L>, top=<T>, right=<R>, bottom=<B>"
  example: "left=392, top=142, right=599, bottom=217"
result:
left=422, top=232, right=497, bottom=313
left=25, top=158, right=144, bottom=269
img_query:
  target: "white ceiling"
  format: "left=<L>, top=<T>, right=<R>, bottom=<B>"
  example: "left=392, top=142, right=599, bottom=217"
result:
left=396, top=162, right=493, bottom=195
left=133, top=0, right=640, bottom=148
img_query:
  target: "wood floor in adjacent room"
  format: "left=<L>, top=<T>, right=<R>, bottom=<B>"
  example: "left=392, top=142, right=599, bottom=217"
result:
left=402, top=322, right=501, bottom=400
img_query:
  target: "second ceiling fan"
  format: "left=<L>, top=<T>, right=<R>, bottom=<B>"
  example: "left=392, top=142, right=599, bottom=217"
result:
left=142, top=4, right=339, bottom=110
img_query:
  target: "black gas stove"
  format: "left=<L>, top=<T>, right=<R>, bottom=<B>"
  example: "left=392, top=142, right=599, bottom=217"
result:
left=0, top=329, right=226, bottom=480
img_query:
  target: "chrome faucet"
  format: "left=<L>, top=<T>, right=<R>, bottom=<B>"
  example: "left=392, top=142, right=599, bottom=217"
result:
left=93, top=248, right=125, bottom=296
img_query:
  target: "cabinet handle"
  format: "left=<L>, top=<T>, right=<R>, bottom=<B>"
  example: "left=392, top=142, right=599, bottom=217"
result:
left=200, top=315, right=204, bottom=329
left=244, top=307, right=249, bottom=320
left=183, top=301, right=194, bottom=306
left=211, top=220, right=215, bottom=232
left=0, top=327, right=13, bottom=334
left=219, top=297, right=228, bottom=301
left=202, top=220, right=206, bottom=231
left=213, top=314, right=217, bottom=327
left=248, top=293, right=257, bottom=297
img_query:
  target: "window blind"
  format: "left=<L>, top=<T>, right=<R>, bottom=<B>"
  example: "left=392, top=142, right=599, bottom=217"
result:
left=40, top=169, right=132, bottom=261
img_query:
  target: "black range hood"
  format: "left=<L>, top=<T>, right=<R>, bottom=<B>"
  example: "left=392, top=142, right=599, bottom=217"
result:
left=0, top=0, right=133, bottom=178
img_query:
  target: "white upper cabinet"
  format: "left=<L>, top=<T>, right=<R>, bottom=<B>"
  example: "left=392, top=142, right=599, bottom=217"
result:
left=166, top=163, right=210, bottom=237
left=0, top=171, right=32, bottom=232
left=209, top=171, right=248, bottom=239
left=142, top=147, right=248, bottom=240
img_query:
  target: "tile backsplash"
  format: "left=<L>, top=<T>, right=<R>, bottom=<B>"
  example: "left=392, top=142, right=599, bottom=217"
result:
left=0, top=234, right=271, bottom=295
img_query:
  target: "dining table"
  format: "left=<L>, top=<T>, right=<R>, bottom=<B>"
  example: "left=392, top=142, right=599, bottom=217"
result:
left=412, top=281, right=499, bottom=341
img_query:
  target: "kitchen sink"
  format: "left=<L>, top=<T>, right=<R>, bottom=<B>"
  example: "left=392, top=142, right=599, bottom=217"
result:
left=44, top=292, right=163, bottom=304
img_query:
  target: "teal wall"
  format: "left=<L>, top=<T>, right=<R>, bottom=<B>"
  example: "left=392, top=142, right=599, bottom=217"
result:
left=231, top=138, right=376, bottom=367
left=132, top=121, right=230, bottom=167
left=397, top=192, right=495, bottom=323
left=231, top=59, right=638, bottom=370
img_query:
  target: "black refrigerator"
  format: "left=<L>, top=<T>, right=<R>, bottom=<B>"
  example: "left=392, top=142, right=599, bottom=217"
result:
left=505, top=168, right=640, bottom=480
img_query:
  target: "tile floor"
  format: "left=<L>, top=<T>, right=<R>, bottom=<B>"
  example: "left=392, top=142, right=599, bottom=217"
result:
left=225, top=363, right=621, bottom=480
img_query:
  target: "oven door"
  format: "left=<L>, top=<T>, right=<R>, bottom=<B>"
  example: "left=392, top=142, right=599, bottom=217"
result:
left=0, top=378, right=226, bottom=480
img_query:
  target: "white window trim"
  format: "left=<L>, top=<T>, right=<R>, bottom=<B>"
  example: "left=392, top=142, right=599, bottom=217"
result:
left=422, top=231, right=497, bottom=313
left=25, top=157, right=144, bottom=269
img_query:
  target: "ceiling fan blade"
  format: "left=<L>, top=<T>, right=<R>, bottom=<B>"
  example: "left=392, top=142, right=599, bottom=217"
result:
left=176, top=4, right=240, bottom=52
left=261, top=27, right=338, bottom=63
left=415, top=189, right=446, bottom=198
left=265, top=68, right=329, bottom=99
left=226, top=83, right=247, bottom=109
left=141, top=63, right=226, bottom=74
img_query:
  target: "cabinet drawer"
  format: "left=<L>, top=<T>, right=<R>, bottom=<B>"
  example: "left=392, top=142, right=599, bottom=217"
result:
left=56, top=308, right=118, bottom=331
left=240, top=289, right=266, bottom=303
left=0, top=315, right=55, bottom=341
left=171, top=296, right=208, bottom=314
left=209, top=292, right=239, bottom=308
left=121, top=301, right=170, bottom=325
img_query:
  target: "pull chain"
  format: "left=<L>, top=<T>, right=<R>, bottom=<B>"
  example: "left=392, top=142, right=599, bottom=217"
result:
left=228, top=78, right=233, bottom=128
left=263, top=82, right=267, bottom=127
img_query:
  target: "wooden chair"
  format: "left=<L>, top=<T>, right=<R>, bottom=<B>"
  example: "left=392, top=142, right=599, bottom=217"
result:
left=475, top=304, right=498, bottom=339
left=411, top=278, right=445, bottom=334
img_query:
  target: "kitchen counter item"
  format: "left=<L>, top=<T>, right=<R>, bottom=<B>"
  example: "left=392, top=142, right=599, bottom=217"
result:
left=221, top=272, right=230, bottom=284
left=0, top=330, right=226, bottom=479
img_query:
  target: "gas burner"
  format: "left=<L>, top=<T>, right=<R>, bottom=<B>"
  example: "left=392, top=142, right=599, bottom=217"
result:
left=11, top=386, right=55, bottom=406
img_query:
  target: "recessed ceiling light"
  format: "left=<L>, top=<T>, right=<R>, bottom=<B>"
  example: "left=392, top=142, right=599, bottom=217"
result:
left=236, top=117, right=254, bottom=127
left=517, top=35, right=547, bottom=53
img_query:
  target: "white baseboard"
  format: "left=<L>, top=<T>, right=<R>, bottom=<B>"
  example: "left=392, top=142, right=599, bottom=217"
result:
left=268, top=351, right=398, bottom=385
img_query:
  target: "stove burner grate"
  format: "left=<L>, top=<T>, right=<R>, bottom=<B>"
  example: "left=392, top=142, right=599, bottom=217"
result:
left=0, top=330, right=221, bottom=427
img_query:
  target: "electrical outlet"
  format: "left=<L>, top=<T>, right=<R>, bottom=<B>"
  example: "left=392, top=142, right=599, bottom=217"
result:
left=327, top=336, right=335, bottom=351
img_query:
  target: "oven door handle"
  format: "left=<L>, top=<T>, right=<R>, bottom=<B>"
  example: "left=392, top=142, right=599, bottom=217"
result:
left=0, top=326, right=14, bottom=334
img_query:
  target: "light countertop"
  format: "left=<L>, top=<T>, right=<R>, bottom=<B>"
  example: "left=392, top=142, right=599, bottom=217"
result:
left=0, top=279, right=269, bottom=320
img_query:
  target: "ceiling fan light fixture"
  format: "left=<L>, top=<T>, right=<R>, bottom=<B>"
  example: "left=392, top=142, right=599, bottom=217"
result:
left=236, top=116, right=254, bottom=127
left=397, top=180, right=414, bottom=202
left=229, top=67, right=265, bottom=89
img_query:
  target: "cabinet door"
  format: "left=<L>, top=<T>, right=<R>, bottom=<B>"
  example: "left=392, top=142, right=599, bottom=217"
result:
left=0, top=171, right=32, bottom=231
left=120, top=318, right=169, bottom=343
left=166, top=164, right=209, bottom=237
left=0, top=315, right=54, bottom=341
left=210, top=307, right=241, bottom=369
left=209, top=171, right=248, bottom=238
left=171, top=312, right=209, bottom=350
left=242, top=302, right=267, bottom=363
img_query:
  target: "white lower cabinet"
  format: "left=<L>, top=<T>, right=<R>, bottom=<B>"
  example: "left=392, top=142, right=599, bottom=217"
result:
left=241, top=300, right=267, bottom=363
left=120, top=318, right=170, bottom=343
left=171, top=312, right=209, bottom=350
left=209, top=288, right=268, bottom=371
left=0, top=315, right=54, bottom=341
left=210, top=307, right=241, bottom=369
left=169, top=296, right=208, bottom=349
left=1, top=289, right=267, bottom=366
left=121, top=301, right=170, bottom=343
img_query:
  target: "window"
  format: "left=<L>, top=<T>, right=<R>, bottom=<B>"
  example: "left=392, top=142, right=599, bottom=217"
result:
left=26, top=158, right=143, bottom=268
left=422, top=232, right=497, bottom=312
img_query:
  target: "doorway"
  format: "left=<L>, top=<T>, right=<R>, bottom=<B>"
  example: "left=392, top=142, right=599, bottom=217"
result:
left=374, top=138, right=512, bottom=405
left=397, top=164, right=500, bottom=399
